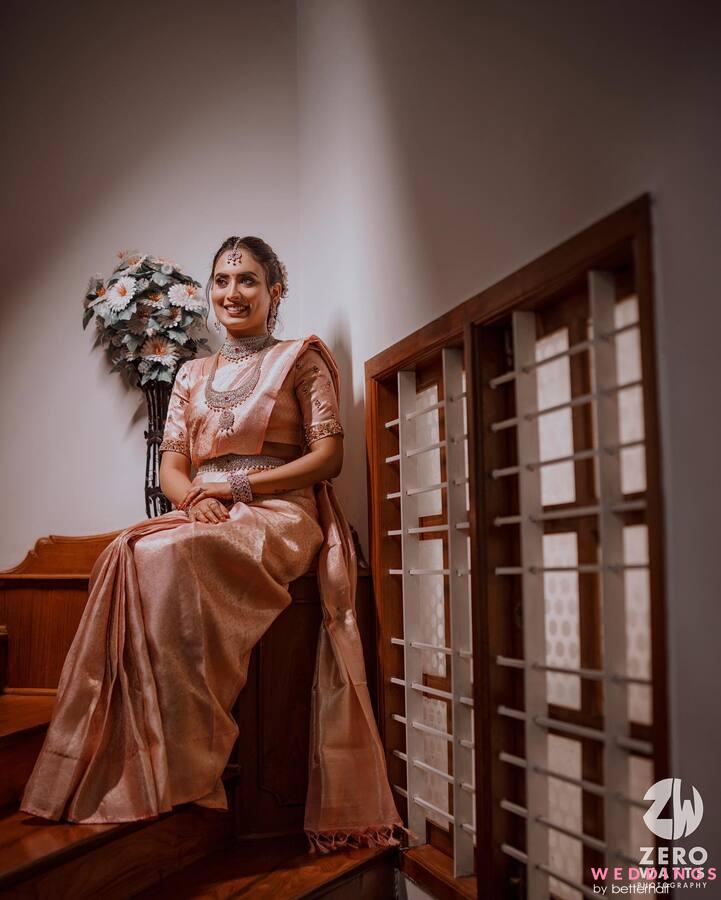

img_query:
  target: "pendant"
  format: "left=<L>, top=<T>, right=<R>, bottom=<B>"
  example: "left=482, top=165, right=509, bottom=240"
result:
left=219, top=409, right=235, bottom=431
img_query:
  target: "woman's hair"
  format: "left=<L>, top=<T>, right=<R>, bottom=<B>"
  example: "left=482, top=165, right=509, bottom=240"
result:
left=206, top=236, right=289, bottom=304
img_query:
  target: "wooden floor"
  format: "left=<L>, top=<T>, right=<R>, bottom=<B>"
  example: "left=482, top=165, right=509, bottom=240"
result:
left=133, top=835, right=396, bottom=899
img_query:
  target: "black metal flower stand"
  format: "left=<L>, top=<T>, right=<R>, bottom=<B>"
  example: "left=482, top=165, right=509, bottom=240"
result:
left=143, top=381, right=172, bottom=518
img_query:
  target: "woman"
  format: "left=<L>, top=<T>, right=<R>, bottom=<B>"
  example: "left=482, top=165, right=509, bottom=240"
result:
left=20, top=236, right=401, bottom=852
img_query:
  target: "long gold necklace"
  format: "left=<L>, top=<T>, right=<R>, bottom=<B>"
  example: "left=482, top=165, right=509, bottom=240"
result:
left=205, top=335, right=277, bottom=432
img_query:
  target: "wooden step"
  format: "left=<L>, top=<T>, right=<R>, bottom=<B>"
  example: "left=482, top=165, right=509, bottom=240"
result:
left=0, top=693, right=55, bottom=808
left=0, top=794, right=236, bottom=898
left=132, top=834, right=397, bottom=899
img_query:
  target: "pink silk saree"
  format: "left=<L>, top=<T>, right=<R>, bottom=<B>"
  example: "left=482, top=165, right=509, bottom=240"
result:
left=20, top=336, right=402, bottom=851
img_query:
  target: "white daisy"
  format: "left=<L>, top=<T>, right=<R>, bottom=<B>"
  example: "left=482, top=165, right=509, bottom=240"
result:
left=168, top=283, right=205, bottom=312
left=140, top=290, right=166, bottom=308
left=106, top=275, right=138, bottom=312
left=140, top=335, right=179, bottom=367
left=127, top=255, right=147, bottom=273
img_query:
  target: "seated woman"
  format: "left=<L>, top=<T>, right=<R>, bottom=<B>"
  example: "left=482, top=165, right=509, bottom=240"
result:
left=20, top=236, right=401, bottom=852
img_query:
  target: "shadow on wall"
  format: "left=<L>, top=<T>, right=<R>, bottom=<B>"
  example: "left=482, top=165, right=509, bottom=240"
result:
left=322, top=308, right=370, bottom=543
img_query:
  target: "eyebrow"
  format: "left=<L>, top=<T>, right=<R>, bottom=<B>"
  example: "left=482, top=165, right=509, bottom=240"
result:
left=214, top=270, right=259, bottom=277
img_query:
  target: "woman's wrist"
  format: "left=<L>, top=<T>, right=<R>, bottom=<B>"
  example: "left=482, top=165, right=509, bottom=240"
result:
left=228, top=470, right=253, bottom=504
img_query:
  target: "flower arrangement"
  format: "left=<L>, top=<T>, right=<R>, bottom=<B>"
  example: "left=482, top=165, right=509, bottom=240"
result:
left=82, top=250, right=209, bottom=386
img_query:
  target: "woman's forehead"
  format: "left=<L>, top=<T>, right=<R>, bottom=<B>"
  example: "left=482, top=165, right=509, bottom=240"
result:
left=214, top=249, right=263, bottom=275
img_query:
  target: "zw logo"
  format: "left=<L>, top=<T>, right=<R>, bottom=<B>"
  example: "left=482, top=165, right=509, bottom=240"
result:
left=643, top=778, right=704, bottom=839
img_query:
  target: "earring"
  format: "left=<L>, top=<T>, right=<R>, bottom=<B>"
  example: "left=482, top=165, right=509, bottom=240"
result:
left=267, top=302, right=279, bottom=334
left=213, top=318, right=223, bottom=334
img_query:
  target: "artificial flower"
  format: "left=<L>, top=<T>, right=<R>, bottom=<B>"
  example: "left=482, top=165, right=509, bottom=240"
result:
left=127, top=307, right=153, bottom=335
left=140, top=335, right=179, bottom=367
left=84, top=251, right=203, bottom=384
left=186, top=317, right=207, bottom=339
left=168, top=283, right=205, bottom=311
left=162, top=306, right=184, bottom=327
left=106, top=275, right=138, bottom=312
left=86, top=273, right=105, bottom=295
left=141, top=290, right=165, bottom=308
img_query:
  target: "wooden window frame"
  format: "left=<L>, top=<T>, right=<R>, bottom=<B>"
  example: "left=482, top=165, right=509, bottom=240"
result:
left=365, top=194, right=668, bottom=899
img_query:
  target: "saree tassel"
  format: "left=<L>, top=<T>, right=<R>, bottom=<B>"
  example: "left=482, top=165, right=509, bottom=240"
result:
left=305, top=823, right=408, bottom=854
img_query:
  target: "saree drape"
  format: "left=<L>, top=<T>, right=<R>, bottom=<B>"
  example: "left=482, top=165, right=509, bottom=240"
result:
left=20, top=335, right=402, bottom=851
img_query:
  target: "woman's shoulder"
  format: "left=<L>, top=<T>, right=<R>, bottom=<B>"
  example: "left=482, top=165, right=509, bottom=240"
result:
left=176, top=355, right=209, bottom=382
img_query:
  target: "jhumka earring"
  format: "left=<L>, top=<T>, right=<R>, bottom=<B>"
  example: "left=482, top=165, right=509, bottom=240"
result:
left=267, top=302, right=279, bottom=334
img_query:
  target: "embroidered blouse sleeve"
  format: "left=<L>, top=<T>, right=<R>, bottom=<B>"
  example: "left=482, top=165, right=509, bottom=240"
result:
left=159, top=362, right=191, bottom=457
left=294, top=348, right=344, bottom=447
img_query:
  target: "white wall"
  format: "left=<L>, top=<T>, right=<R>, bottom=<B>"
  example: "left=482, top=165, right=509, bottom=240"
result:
left=297, top=0, right=721, bottom=864
left=0, top=0, right=300, bottom=568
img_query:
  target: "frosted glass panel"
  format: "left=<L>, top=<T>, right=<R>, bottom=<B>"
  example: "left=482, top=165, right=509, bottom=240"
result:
left=629, top=755, right=655, bottom=858
left=418, top=538, right=446, bottom=677
left=544, top=532, right=581, bottom=709
left=624, top=525, right=652, bottom=724
left=420, top=698, right=450, bottom=827
left=536, top=329, right=575, bottom=506
left=414, top=385, right=443, bottom=517
left=615, top=297, right=646, bottom=494
left=548, top=735, right=583, bottom=900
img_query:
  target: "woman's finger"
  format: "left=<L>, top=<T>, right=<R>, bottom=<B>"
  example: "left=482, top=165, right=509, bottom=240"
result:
left=214, top=501, right=230, bottom=521
left=205, top=501, right=223, bottom=524
left=178, top=488, right=195, bottom=507
left=186, top=490, right=209, bottom=509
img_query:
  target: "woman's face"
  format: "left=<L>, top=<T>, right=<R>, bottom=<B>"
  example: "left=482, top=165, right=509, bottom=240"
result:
left=210, top=247, right=279, bottom=337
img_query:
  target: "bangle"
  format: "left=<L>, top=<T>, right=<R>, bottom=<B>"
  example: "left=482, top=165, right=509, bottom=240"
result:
left=228, top=469, right=253, bottom=504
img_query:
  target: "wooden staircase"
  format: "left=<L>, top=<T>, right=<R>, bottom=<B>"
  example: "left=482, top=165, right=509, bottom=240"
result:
left=0, top=534, right=397, bottom=899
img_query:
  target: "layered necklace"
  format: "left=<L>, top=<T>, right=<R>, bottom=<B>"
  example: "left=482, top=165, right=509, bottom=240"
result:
left=205, top=333, right=277, bottom=432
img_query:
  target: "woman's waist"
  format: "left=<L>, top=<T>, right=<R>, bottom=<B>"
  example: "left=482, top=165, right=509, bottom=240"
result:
left=196, top=453, right=290, bottom=477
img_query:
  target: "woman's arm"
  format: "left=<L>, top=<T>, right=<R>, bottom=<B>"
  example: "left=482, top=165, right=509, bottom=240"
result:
left=249, top=434, right=343, bottom=494
left=176, top=435, right=343, bottom=510
left=159, top=451, right=194, bottom=507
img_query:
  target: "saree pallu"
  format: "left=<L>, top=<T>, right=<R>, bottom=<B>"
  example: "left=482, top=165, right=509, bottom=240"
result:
left=20, top=481, right=402, bottom=848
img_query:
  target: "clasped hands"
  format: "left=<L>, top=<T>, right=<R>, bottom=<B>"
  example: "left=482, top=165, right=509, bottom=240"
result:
left=177, top=480, right=235, bottom=524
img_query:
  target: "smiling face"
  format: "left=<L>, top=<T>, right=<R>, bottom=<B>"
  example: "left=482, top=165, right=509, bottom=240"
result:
left=210, top=246, right=280, bottom=337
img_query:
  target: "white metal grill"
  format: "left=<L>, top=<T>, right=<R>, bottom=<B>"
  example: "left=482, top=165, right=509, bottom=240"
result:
left=487, top=271, right=655, bottom=896
left=389, top=348, right=476, bottom=877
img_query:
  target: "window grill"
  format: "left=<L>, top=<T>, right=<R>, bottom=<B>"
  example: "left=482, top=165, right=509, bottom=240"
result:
left=365, top=196, right=667, bottom=898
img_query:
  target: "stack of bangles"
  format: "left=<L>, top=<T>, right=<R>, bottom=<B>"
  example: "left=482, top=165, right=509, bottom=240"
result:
left=228, top=469, right=254, bottom=504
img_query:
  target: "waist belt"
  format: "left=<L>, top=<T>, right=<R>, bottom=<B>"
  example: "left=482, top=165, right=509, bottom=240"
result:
left=196, top=453, right=288, bottom=475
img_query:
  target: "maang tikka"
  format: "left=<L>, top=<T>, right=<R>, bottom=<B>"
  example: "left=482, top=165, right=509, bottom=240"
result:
left=226, top=239, right=243, bottom=266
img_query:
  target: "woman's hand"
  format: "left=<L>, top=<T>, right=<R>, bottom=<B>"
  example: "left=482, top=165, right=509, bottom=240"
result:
left=186, top=496, right=231, bottom=524
left=178, top=480, right=233, bottom=511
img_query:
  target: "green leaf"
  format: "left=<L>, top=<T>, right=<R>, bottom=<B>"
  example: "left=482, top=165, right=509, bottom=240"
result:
left=156, top=369, right=173, bottom=383
left=167, top=328, right=188, bottom=344
left=82, top=309, right=94, bottom=329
